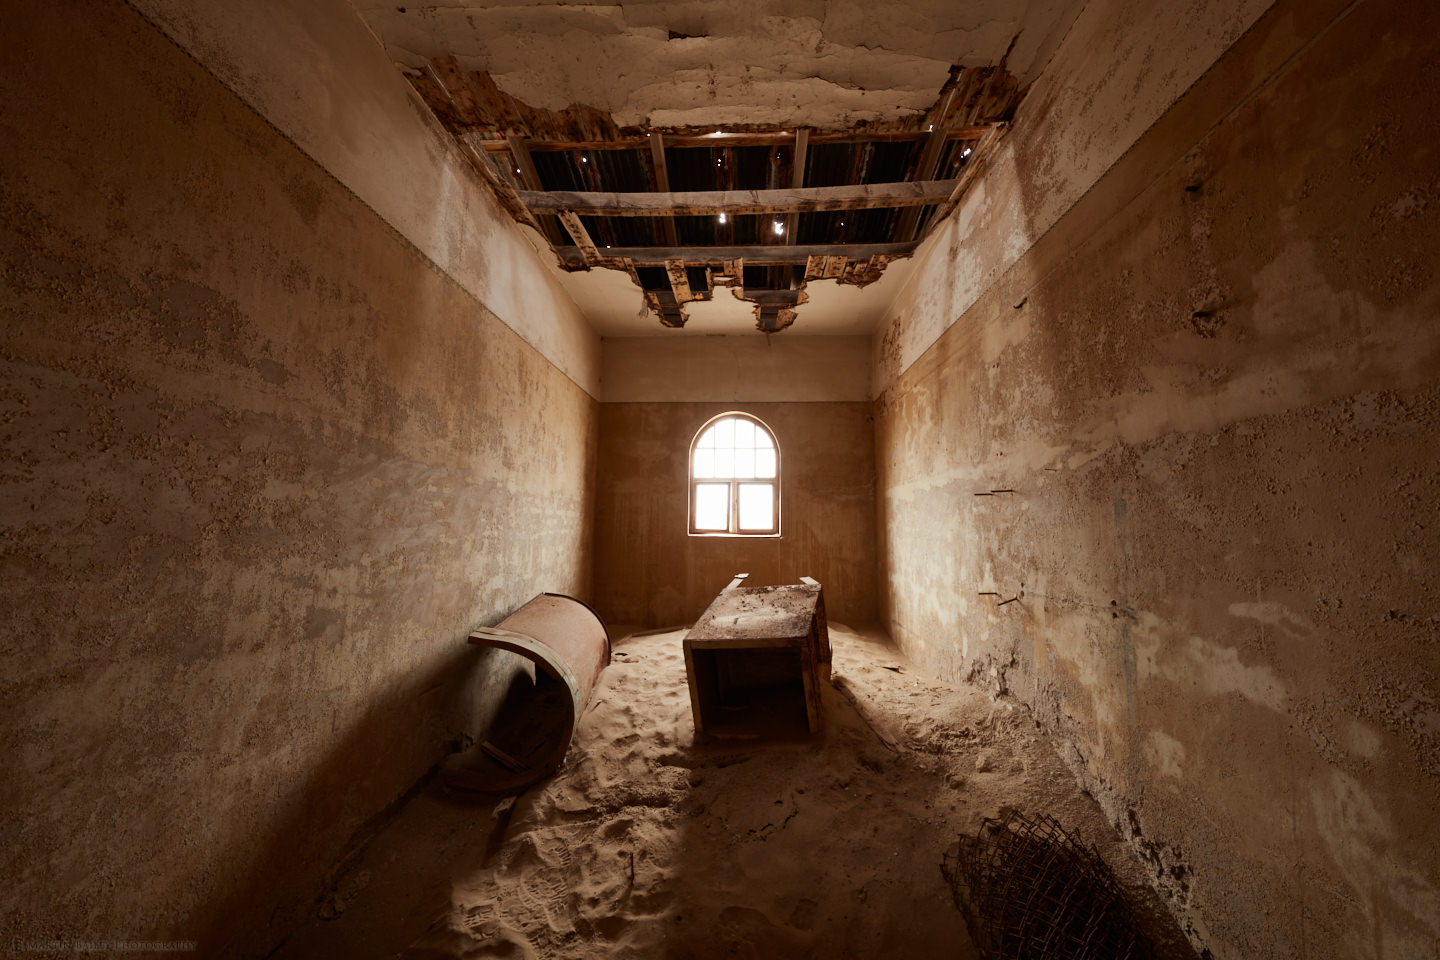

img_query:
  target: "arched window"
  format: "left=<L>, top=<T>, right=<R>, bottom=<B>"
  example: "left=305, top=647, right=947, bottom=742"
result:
left=689, top=413, right=780, bottom=535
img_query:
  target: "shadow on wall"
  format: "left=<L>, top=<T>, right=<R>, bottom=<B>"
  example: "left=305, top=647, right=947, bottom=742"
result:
left=2, top=3, right=596, bottom=957
left=197, top=643, right=535, bottom=956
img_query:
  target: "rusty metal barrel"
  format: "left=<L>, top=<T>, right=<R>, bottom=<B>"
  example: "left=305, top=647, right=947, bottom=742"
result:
left=445, top=593, right=610, bottom=794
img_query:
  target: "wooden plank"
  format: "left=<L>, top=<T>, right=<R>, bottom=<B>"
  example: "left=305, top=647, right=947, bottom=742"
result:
left=473, top=127, right=994, bottom=151
left=744, top=290, right=804, bottom=305
left=519, top=180, right=959, bottom=217
left=557, top=241, right=916, bottom=267
left=887, top=92, right=956, bottom=240
left=507, top=135, right=571, bottom=249
left=895, top=120, right=952, bottom=241
left=665, top=259, right=693, bottom=303
left=649, top=133, right=680, bottom=246
left=824, top=255, right=847, bottom=279
left=556, top=210, right=600, bottom=266
left=621, top=257, right=642, bottom=286
left=782, top=128, right=809, bottom=254
left=804, top=255, right=827, bottom=281
left=458, top=134, right=539, bottom=231
left=506, top=136, right=545, bottom=191
left=648, top=134, right=671, bottom=192
left=790, top=129, right=810, bottom=189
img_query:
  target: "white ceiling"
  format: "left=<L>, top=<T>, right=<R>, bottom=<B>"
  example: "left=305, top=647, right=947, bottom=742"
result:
left=550, top=254, right=917, bottom=336
left=352, top=0, right=1085, bottom=336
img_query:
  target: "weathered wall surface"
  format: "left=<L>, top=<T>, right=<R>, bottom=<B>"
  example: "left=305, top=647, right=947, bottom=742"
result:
left=130, top=0, right=601, bottom=395
left=875, top=0, right=1440, bottom=957
left=873, top=0, right=1274, bottom=395
left=601, top=335, right=872, bottom=402
left=1, top=3, right=595, bottom=956
left=354, top=0, right=1084, bottom=129
left=594, top=402, right=877, bottom=628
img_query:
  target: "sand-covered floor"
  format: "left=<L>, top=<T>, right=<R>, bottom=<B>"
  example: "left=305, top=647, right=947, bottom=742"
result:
left=274, top=624, right=1189, bottom=959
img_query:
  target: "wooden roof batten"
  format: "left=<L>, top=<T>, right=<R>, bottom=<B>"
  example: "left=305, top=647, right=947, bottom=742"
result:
left=518, top=180, right=960, bottom=217
left=471, top=127, right=996, bottom=152
left=552, top=241, right=918, bottom=268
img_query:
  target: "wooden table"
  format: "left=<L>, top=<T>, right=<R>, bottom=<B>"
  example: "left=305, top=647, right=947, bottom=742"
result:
left=683, top=574, right=831, bottom=738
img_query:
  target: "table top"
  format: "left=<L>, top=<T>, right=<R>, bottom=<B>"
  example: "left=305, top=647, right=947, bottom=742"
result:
left=685, top=583, right=823, bottom=647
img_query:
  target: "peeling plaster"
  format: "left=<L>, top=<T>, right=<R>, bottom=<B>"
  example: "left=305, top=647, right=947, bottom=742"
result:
left=355, top=0, right=1084, bottom=129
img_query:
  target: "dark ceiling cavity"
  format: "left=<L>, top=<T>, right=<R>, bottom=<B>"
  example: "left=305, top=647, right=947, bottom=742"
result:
left=405, top=59, right=1023, bottom=330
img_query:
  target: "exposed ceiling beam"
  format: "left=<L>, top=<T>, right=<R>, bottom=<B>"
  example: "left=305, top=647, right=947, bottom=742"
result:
left=554, top=241, right=916, bottom=267
left=474, top=128, right=993, bottom=152
left=896, top=87, right=960, bottom=242
left=665, top=259, right=694, bottom=304
left=506, top=135, right=544, bottom=191
left=555, top=210, right=601, bottom=266
left=895, top=129, right=951, bottom=242
left=782, top=128, right=809, bottom=265
left=506, top=135, right=569, bottom=247
left=805, top=254, right=850, bottom=280
left=648, top=133, right=680, bottom=246
left=520, top=180, right=958, bottom=217
left=789, top=129, right=809, bottom=190
left=743, top=290, right=805, bottom=305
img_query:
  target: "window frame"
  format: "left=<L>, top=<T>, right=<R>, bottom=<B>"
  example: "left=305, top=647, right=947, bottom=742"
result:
left=687, top=412, right=781, bottom=537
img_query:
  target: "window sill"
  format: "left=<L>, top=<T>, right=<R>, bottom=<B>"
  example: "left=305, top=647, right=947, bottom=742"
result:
left=687, top=531, right=783, bottom=539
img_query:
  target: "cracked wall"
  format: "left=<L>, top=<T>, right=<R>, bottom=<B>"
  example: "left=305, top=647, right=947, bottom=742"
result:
left=1, top=1, right=597, bottom=954
left=874, top=0, right=1440, bottom=956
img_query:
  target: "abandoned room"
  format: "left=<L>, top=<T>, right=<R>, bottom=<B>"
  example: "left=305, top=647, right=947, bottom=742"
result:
left=3, top=0, right=1438, bottom=957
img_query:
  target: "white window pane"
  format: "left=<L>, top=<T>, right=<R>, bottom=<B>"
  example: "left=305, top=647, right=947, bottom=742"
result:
left=714, top=447, right=736, bottom=478
left=694, top=484, right=729, bottom=530
left=715, top=417, right=735, bottom=449
left=738, top=483, right=774, bottom=531
left=755, top=448, right=776, bottom=479
left=734, top=418, right=755, bottom=448
left=694, top=448, right=715, bottom=478
left=698, top=427, right=716, bottom=449
left=755, top=430, right=773, bottom=450
left=734, top=447, right=755, bottom=479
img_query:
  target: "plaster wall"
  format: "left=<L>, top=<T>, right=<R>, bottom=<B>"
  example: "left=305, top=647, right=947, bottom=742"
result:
left=873, top=0, right=1274, bottom=395
left=601, top=335, right=872, bottom=403
left=593, top=402, right=877, bottom=628
left=1, top=3, right=596, bottom=955
left=129, top=0, right=601, bottom=396
left=874, top=0, right=1440, bottom=956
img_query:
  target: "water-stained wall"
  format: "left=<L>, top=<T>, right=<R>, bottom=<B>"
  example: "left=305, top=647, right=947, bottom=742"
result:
left=1, top=2, right=596, bottom=955
left=874, top=0, right=1440, bottom=956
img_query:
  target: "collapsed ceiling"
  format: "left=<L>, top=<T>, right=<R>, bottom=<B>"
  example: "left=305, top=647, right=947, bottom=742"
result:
left=353, top=0, right=1085, bottom=334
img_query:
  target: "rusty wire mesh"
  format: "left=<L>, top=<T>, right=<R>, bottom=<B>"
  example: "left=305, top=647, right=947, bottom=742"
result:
left=942, top=809, right=1155, bottom=960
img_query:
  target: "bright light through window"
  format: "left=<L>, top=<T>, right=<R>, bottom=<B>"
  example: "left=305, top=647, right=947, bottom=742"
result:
left=689, top=414, right=779, bottom=535
left=738, top=483, right=774, bottom=530
left=694, top=483, right=729, bottom=530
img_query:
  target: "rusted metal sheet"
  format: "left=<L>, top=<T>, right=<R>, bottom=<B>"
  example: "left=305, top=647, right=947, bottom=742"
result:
left=683, top=574, right=831, bottom=739
left=446, top=593, right=610, bottom=793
